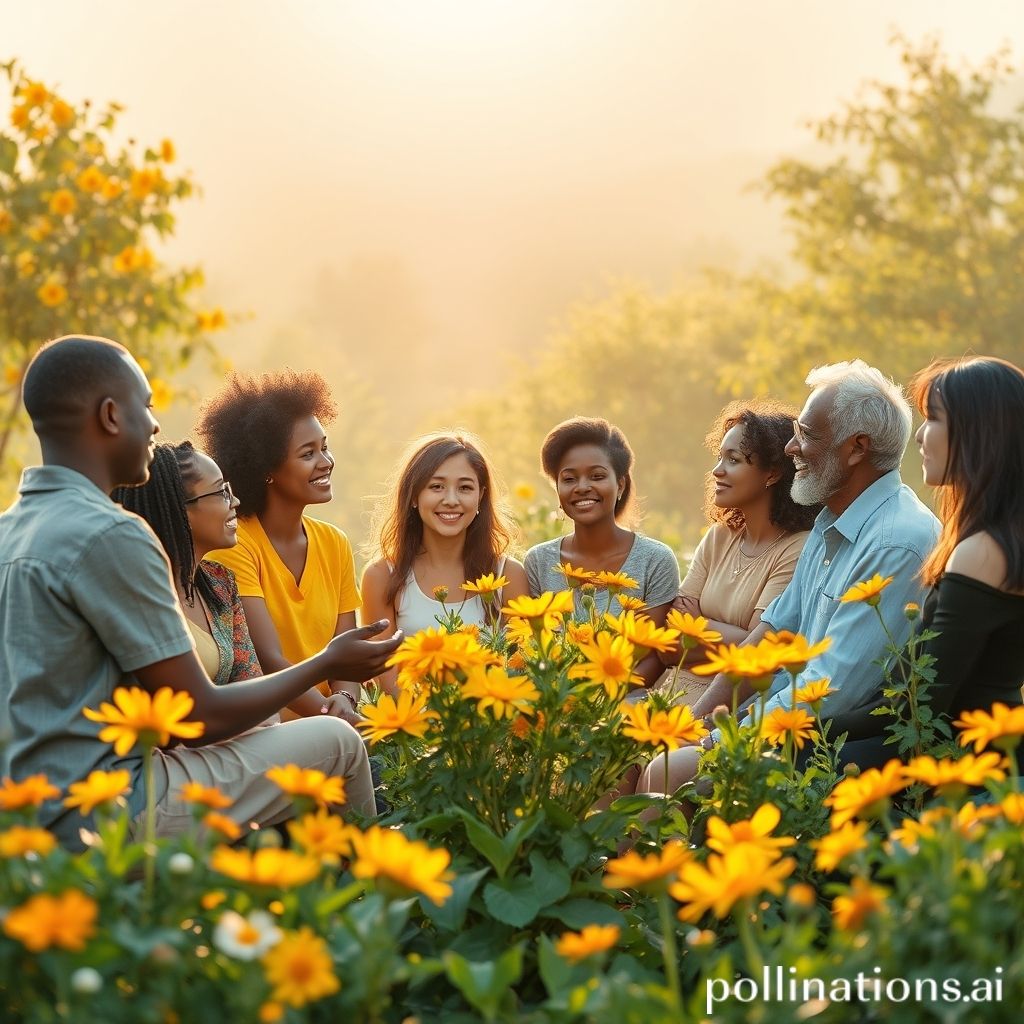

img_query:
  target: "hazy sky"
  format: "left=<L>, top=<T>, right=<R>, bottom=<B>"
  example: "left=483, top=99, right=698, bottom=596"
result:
left=6, top=1, right=1024, bottom=409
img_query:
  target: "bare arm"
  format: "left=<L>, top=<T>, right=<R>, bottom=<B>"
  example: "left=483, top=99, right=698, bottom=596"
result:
left=132, top=619, right=402, bottom=744
left=360, top=560, right=400, bottom=697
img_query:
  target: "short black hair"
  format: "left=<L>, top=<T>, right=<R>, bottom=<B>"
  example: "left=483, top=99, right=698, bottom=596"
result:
left=195, top=369, right=338, bottom=517
left=539, top=416, right=637, bottom=525
left=113, top=441, right=226, bottom=612
left=702, top=400, right=820, bottom=533
left=23, top=335, right=135, bottom=435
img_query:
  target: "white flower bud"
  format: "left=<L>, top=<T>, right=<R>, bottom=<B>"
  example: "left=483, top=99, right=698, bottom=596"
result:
left=168, top=852, right=195, bottom=875
left=71, top=967, right=103, bottom=994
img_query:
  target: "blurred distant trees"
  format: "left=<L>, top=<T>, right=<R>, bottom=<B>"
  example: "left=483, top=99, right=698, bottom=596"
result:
left=460, top=37, right=1024, bottom=551
left=0, top=61, right=226, bottom=488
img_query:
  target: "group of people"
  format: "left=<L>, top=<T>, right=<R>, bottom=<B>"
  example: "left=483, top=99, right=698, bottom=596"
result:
left=1, top=334, right=1023, bottom=848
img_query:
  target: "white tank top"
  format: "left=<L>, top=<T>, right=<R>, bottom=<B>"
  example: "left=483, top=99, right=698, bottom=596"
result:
left=393, top=559, right=506, bottom=636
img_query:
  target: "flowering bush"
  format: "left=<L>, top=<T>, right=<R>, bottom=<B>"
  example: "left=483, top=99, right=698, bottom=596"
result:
left=2, top=574, right=1024, bottom=1021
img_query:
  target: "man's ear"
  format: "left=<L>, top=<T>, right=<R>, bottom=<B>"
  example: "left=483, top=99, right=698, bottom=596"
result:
left=847, top=432, right=871, bottom=466
left=97, top=396, right=120, bottom=437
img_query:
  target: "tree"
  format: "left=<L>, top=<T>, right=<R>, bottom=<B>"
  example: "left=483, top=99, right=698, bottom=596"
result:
left=725, top=36, right=1024, bottom=394
left=0, top=61, right=226, bottom=491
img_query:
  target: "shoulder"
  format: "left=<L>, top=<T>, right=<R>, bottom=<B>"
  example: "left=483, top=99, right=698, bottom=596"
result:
left=304, top=516, right=350, bottom=551
left=502, top=556, right=528, bottom=581
left=946, top=532, right=1010, bottom=590
left=779, top=530, right=811, bottom=556
left=200, top=558, right=237, bottom=592
left=884, top=486, right=941, bottom=546
left=524, top=537, right=561, bottom=566
left=632, top=533, right=679, bottom=564
left=361, top=558, right=394, bottom=590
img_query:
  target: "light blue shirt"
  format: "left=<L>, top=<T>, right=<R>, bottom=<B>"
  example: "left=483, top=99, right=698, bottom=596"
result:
left=754, top=471, right=940, bottom=720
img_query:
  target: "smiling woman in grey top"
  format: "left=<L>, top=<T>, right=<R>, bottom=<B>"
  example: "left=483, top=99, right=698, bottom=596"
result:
left=524, top=416, right=680, bottom=687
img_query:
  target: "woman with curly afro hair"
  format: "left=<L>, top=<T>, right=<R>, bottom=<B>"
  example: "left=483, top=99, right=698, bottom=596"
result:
left=197, top=369, right=368, bottom=725
left=658, top=400, right=820, bottom=704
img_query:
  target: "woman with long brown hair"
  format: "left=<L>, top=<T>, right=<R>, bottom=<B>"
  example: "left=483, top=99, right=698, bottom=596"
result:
left=361, top=431, right=528, bottom=694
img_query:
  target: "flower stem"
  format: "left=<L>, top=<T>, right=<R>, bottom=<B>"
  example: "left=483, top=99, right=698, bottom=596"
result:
left=736, top=897, right=764, bottom=976
left=143, top=743, right=157, bottom=912
left=657, top=892, right=683, bottom=1013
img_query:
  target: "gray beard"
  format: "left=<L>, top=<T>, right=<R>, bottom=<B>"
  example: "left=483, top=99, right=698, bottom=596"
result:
left=791, top=450, right=845, bottom=506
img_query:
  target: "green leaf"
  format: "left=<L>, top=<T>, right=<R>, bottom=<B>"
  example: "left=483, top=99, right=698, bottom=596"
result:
left=453, top=808, right=512, bottom=876
left=0, top=135, right=16, bottom=176
left=537, top=933, right=573, bottom=995
left=420, top=867, right=489, bottom=932
left=542, top=798, right=575, bottom=829
left=527, top=851, right=571, bottom=906
left=542, top=898, right=626, bottom=929
left=443, top=946, right=523, bottom=1020
left=559, top=829, right=591, bottom=870
left=483, top=875, right=541, bottom=927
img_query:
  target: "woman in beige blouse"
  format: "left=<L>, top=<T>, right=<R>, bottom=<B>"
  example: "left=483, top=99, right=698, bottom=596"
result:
left=661, top=401, right=822, bottom=703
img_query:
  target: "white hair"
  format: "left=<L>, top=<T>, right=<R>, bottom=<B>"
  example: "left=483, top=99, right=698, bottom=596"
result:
left=805, top=360, right=912, bottom=472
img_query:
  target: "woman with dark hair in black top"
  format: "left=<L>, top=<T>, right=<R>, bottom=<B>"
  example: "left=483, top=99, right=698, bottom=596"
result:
left=839, top=355, right=1024, bottom=764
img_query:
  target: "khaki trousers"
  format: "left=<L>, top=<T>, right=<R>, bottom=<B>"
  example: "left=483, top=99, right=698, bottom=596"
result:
left=134, top=717, right=375, bottom=839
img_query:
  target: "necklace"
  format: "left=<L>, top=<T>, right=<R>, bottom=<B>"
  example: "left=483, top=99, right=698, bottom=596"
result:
left=732, top=529, right=787, bottom=577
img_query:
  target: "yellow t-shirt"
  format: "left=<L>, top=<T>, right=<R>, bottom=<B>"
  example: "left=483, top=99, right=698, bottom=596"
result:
left=206, top=516, right=360, bottom=672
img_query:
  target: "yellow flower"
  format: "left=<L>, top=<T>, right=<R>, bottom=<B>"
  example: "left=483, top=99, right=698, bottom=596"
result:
left=63, top=769, right=132, bottom=816
left=554, top=924, right=621, bottom=963
left=513, top=483, right=535, bottom=501
left=26, top=216, right=53, bottom=241
left=76, top=166, right=107, bottom=193
left=704, top=804, right=796, bottom=858
left=617, top=595, right=647, bottom=613
left=999, top=793, right=1024, bottom=825
left=0, top=774, right=61, bottom=811
left=901, top=752, right=1007, bottom=793
left=288, top=809, right=357, bottom=864
left=462, top=573, right=509, bottom=601
left=670, top=847, right=795, bottom=922
left=102, top=177, right=123, bottom=200
left=258, top=1002, right=285, bottom=1023
left=794, top=678, right=834, bottom=706
left=904, top=602, right=921, bottom=621
left=197, top=308, right=228, bottom=331
left=210, top=846, right=321, bottom=888
left=461, top=665, right=540, bottom=720
left=690, top=639, right=790, bottom=688
left=0, top=825, right=58, bottom=858
left=201, top=891, right=227, bottom=911
left=203, top=812, right=243, bottom=841
left=565, top=621, right=595, bottom=647
left=83, top=686, right=205, bottom=755
left=839, top=573, right=894, bottom=606
left=664, top=610, right=723, bottom=650
left=3, top=890, right=98, bottom=952
left=501, top=590, right=574, bottom=622
left=262, top=928, right=339, bottom=1008
left=432, top=584, right=449, bottom=602
left=955, top=703, right=1024, bottom=753
left=603, top=840, right=692, bottom=893
left=761, top=707, right=817, bottom=750
left=765, top=632, right=832, bottom=674
left=113, top=245, right=140, bottom=273
left=569, top=632, right=643, bottom=698
left=604, top=610, right=680, bottom=655
left=15, top=251, right=36, bottom=278
left=150, top=378, right=173, bottom=412
left=131, top=167, right=161, bottom=199
left=387, top=628, right=487, bottom=686
left=824, top=761, right=908, bottom=828
left=0, top=207, right=11, bottom=234
left=506, top=650, right=527, bottom=672
left=180, top=781, right=233, bottom=809
left=19, top=80, right=49, bottom=107
left=37, top=280, right=68, bottom=307
left=358, top=690, right=438, bottom=743
left=593, top=569, right=640, bottom=593
left=832, top=876, right=888, bottom=931
left=811, top=820, right=870, bottom=872
left=619, top=702, right=707, bottom=750
left=265, top=764, right=346, bottom=807
left=213, top=909, right=282, bottom=960
left=49, top=188, right=77, bottom=216
left=50, top=97, right=74, bottom=127
left=555, top=561, right=597, bottom=588
left=350, top=826, right=454, bottom=904
left=10, top=103, right=31, bottom=129
left=160, top=138, right=176, bottom=162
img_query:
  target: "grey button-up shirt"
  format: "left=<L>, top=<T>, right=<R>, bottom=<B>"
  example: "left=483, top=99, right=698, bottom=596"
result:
left=0, top=466, right=194, bottom=844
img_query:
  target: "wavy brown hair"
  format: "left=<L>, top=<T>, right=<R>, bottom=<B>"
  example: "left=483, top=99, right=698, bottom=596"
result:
left=701, top=400, right=821, bottom=532
left=370, top=432, right=520, bottom=605
left=911, top=356, right=1024, bottom=589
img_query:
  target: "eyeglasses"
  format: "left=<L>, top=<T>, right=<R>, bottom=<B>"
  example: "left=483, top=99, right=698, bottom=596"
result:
left=184, top=481, right=235, bottom=505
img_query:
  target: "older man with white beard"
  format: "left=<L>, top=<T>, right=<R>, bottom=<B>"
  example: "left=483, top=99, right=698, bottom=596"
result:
left=638, top=360, right=940, bottom=794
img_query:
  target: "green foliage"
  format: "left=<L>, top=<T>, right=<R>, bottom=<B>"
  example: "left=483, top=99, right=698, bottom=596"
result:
left=0, top=61, right=225, bottom=489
